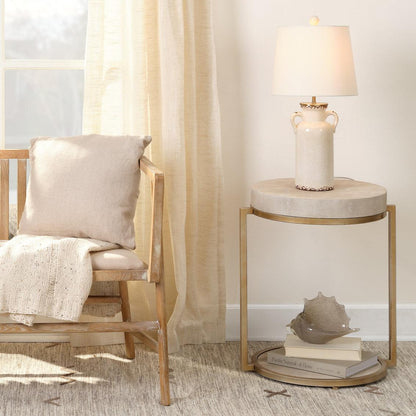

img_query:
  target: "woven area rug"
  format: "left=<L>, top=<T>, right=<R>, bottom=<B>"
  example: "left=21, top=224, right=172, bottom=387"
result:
left=0, top=341, right=415, bottom=415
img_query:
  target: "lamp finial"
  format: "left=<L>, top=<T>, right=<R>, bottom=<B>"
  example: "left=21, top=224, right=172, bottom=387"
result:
left=309, top=16, right=320, bottom=26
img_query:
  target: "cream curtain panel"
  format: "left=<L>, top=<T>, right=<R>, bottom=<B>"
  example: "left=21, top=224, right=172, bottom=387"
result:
left=81, top=0, right=225, bottom=352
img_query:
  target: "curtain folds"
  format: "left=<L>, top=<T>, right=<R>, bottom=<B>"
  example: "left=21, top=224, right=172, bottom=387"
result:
left=82, top=0, right=225, bottom=352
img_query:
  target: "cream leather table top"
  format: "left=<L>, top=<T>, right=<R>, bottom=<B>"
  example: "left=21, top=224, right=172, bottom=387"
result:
left=251, top=178, right=387, bottom=219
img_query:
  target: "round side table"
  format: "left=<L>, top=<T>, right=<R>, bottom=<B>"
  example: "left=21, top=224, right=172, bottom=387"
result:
left=240, top=178, right=396, bottom=387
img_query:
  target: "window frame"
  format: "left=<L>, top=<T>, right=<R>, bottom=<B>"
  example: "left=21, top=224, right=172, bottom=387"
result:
left=0, top=1, right=85, bottom=149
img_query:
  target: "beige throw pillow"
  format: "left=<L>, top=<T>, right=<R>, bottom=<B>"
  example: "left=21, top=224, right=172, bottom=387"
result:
left=18, top=134, right=151, bottom=249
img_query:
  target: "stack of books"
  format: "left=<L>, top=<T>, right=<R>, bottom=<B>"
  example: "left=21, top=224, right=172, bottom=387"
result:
left=267, top=334, right=378, bottom=378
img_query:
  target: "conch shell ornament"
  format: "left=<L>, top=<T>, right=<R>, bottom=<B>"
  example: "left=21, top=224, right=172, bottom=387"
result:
left=288, top=292, right=359, bottom=344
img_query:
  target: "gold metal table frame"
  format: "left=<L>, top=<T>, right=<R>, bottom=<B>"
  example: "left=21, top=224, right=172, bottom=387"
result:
left=240, top=205, right=397, bottom=387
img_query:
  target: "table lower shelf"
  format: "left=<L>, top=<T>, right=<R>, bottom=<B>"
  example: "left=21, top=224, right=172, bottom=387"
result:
left=252, top=347, right=388, bottom=387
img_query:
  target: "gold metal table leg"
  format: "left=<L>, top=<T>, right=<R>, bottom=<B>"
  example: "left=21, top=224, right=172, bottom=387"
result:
left=387, top=205, right=397, bottom=367
left=240, top=207, right=254, bottom=371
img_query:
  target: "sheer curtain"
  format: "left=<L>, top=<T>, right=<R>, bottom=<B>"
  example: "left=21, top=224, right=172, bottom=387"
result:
left=81, top=0, right=225, bottom=352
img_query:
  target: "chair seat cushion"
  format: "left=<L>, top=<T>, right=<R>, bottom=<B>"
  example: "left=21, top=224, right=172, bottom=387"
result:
left=91, top=248, right=146, bottom=270
left=0, top=241, right=146, bottom=271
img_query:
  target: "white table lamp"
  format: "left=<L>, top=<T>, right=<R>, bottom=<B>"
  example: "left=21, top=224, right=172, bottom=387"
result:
left=273, top=17, right=357, bottom=191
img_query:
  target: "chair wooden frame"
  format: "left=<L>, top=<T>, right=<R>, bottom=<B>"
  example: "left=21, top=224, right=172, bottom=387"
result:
left=0, top=150, right=170, bottom=406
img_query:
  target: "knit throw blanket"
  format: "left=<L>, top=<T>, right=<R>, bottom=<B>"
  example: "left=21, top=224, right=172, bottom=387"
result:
left=0, top=235, right=117, bottom=326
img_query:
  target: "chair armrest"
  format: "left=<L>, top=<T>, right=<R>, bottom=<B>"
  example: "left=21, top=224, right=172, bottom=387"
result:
left=140, top=155, right=163, bottom=179
left=140, top=156, right=164, bottom=282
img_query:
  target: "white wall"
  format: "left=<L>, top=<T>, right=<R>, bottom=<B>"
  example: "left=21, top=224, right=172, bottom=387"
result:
left=214, top=0, right=416, bottom=338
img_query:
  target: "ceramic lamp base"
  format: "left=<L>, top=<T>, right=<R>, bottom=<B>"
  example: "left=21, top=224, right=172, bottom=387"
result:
left=296, top=184, right=334, bottom=192
left=291, top=102, right=338, bottom=192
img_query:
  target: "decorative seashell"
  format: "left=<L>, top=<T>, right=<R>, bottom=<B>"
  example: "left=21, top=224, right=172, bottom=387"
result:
left=288, top=292, right=359, bottom=344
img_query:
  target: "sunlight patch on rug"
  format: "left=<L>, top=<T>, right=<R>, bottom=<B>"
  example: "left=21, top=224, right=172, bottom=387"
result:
left=74, top=352, right=132, bottom=362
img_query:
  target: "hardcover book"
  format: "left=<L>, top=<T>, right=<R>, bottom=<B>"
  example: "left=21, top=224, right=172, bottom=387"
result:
left=284, top=334, right=362, bottom=361
left=267, top=348, right=378, bottom=378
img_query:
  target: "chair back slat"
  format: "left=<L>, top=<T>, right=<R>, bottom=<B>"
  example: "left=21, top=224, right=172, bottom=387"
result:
left=17, top=159, right=27, bottom=225
left=0, top=150, right=29, bottom=239
left=0, top=160, right=9, bottom=239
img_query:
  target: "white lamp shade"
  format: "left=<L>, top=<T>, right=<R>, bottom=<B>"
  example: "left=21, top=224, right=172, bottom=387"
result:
left=273, top=26, right=358, bottom=97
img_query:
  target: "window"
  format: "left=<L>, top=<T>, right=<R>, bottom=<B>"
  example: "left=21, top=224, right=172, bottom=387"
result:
left=0, top=0, right=88, bottom=151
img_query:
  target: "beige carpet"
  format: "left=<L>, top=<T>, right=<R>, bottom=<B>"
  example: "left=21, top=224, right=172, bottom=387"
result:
left=0, top=341, right=415, bottom=416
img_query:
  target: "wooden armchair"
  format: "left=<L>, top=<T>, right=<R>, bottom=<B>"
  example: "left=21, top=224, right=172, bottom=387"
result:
left=0, top=150, right=170, bottom=406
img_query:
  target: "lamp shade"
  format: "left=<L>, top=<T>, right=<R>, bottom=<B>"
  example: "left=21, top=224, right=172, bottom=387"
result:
left=273, top=26, right=358, bottom=97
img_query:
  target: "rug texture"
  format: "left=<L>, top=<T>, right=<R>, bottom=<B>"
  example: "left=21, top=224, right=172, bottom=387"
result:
left=0, top=341, right=414, bottom=416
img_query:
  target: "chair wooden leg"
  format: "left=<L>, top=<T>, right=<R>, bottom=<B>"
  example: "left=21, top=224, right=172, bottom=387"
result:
left=119, top=281, right=135, bottom=359
left=155, top=275, right=170, bottom=406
